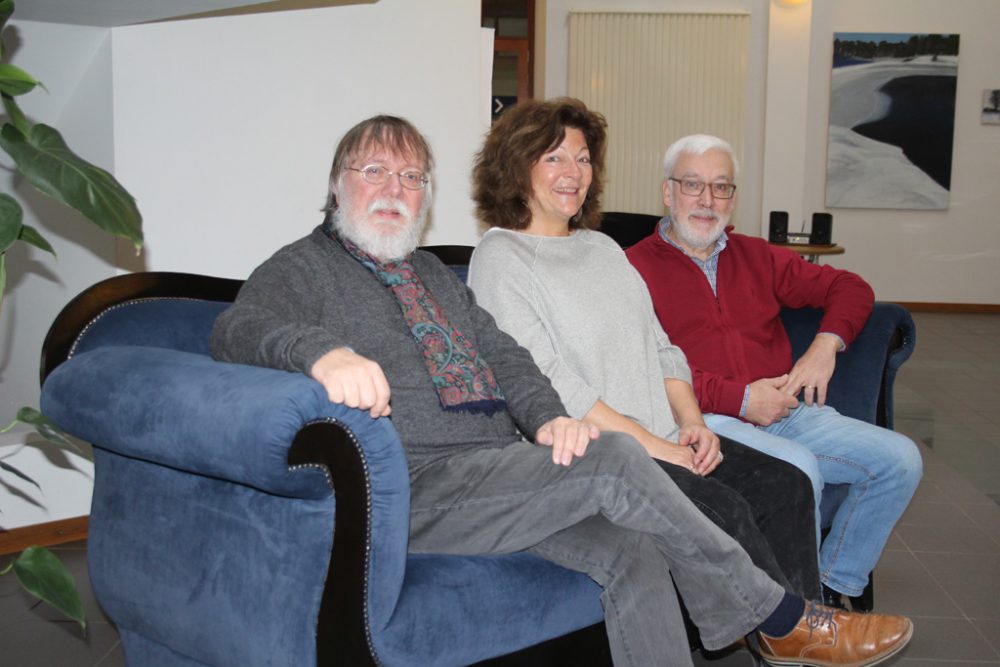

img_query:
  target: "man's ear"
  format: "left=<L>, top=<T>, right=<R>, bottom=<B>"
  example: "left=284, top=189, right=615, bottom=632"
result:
left=662, top=179, right=672, bottom=208
left=328, top=173, right=343, bottom=209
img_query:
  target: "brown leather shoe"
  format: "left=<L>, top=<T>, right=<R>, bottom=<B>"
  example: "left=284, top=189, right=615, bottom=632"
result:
left=756, top=602, right=912, bottom=667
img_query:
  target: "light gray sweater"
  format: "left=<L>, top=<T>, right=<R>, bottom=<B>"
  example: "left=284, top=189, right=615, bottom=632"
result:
left=468, top=228, right=692, bottom=441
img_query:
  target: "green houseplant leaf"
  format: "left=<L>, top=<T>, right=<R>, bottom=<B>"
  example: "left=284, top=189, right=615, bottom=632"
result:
left=0, top=406, right=87, bottom=487
left=7, top=546, right=86, bottom=630
left=0, top=123, right=143, bottom=249
left=0, top=191, right=21, bottom=252
left=16, top=222, right=54, bottom=255
left=0, top=0, right=12, bottom=46
left=12, top=406, right=85, bottom=453
left=0, top=63, right=40, bottom=96
left=0, top=195, right=54, bottom=315
left=0, top=192, right=15, bottom=312
left=1, top=193, right=55, bottom=315
left=3, top=90, right=31, bottom=135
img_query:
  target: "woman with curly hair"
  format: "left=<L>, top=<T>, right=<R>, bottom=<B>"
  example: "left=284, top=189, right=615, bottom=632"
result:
left=468, top=97, right=821, bottom=601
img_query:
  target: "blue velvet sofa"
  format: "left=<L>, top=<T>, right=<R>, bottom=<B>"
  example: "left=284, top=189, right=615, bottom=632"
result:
left=38, top=244, right=914, bottom=666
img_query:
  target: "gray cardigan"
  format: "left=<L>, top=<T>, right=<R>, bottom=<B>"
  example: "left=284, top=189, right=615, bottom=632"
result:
left=211, top=226, right=567, bottom=474
left=468, top=228, right=692, bottom=441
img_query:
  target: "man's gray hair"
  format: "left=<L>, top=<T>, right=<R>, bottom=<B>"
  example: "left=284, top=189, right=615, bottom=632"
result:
left=662, top=134, right=740, bottom=179
left=324, top=114, right=434, bottom=213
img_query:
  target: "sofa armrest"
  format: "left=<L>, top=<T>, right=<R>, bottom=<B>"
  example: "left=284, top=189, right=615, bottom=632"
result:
left=41, top=346, right=401, bottom=496
left=780, top=302, right=916, bottom=427
left=872, top=303, right=917, bottom=428
left=784, top=303, right=915, bottom=544
left=41, top=345, right=411, bottom=665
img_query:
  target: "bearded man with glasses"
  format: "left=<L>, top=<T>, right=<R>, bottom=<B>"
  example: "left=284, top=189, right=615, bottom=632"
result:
left=627, top=133, right=923, bottom=613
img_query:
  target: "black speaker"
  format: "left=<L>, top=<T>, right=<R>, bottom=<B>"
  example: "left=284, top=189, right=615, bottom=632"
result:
left=810, top=213, right=833, bottom=245
left=768, top=211, right=788, bottom=243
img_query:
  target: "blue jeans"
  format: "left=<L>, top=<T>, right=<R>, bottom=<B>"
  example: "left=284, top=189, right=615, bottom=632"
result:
left=408, top=433, right=784, bottom=666
left=705, top=404, right=922, bottom=597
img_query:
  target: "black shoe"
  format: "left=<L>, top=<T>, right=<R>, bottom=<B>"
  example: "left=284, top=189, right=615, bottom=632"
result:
left=822, top=584, right=847, bottom=610
left=849, top=591, right=873, bottom=613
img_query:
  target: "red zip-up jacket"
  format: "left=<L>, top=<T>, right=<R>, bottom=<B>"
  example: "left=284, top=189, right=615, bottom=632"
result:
left=626, top=227, right=874, bottom=417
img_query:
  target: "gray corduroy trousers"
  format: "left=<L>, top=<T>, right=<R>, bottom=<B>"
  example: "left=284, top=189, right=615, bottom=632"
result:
left=408, top=432, right=786, bottom=667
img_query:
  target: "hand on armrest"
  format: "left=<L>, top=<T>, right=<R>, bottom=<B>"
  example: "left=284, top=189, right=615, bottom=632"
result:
left=41, top=346, right=407, bottom=499
left=311, top=347, right=392, bottom=418
left=779, top=333, right=840, bottom=406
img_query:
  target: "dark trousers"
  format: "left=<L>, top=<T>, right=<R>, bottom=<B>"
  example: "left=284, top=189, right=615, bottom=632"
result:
left=657, top=435, right=821, bottom=601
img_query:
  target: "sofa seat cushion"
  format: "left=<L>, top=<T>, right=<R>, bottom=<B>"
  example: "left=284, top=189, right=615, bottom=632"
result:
left=377, top=552, right=603, bottom=666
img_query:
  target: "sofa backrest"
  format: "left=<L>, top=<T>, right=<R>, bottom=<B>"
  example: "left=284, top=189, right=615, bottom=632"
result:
left=72, top=299, right=230, bottom=358
left=40, top=272, right=243, bottom=384
left=40, top=253, right=472, bottom=385
left=421, top=244, right=473, bottom=283
left=599, top=211, right=661, bottom=248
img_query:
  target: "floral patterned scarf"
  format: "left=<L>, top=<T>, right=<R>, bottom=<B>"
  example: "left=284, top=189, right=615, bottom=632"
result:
left=335, top=231, right=507, bottom=415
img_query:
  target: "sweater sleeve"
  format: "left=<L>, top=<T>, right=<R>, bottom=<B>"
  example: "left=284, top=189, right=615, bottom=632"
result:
left=768, top=243, right=874, bottom=347
left=691, top=368, right=748, bottom=417
left=210, top=239, right=351, bottom=374
left=638, top=271, right=693, bottom=385
left=655, top=329, right=693, bottom=385
left=468, top=234, right=601, bottom=420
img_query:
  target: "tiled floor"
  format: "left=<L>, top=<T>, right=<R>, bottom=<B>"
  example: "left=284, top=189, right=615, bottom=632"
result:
left=1, top=312, right=999, bottom=666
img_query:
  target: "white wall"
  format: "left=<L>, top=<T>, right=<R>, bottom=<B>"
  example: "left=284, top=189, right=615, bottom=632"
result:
left=543, top=0, right=771, bottom=235
left=760, top=1, right=812, bottom=230
left=114, top=0, right=488, bottom=279
left=544, top=0, right=1000, bottom=304
left=802, top=0, right=1000, bottom=304
left=1, top=0, right=490, bottom=529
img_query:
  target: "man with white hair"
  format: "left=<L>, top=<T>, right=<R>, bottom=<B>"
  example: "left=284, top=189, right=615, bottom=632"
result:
left=211, top=117, right=914, bottom=666
left=627, top=133, right=923, bottom=612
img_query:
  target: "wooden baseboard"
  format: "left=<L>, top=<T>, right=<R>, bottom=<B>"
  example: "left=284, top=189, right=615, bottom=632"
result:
left=893, top=302, right=1000, bottom=314
left=0, top=516, right=89, bottom=555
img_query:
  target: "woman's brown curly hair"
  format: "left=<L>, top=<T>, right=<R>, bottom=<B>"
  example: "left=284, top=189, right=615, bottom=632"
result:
left=473, top=98, right=607, bottom=231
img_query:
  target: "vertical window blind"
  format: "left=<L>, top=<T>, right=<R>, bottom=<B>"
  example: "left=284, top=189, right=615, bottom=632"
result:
left=568, top=12, right=749, bottom=215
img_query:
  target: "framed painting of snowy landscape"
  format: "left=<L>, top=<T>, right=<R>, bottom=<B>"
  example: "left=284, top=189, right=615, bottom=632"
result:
left=826, top=33, right=959, bottom=210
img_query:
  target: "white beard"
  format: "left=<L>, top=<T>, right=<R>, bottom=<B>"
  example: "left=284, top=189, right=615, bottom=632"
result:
left=333, top=194, right=428, bottom=262
left=670, top=208, right=728, bottom=250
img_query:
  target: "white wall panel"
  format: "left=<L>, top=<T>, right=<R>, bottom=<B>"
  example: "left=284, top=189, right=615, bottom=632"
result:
left=113, top=0, right=488, bottom=279
left=568, top=11, right=749, bottom=215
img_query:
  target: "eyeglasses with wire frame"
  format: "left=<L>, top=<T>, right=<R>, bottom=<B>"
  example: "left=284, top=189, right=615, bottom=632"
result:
left=346, top=165, right=429, bottom=190
left=668, top=177, right=737, bottom=199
